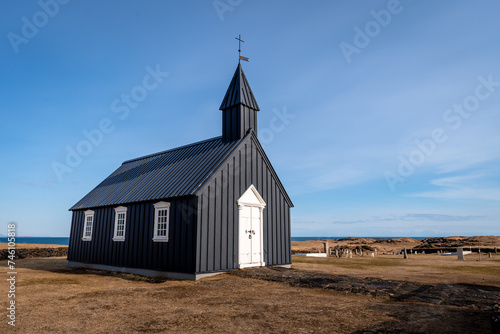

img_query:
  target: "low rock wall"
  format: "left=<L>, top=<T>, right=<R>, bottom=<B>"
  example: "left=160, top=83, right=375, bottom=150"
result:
left=0, top=247, right=68, bottom=261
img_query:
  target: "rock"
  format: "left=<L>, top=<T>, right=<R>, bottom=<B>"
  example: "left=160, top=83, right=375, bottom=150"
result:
left=492, top=304, right=500, bottom=334
left=0, top=247, right=68, bottom=260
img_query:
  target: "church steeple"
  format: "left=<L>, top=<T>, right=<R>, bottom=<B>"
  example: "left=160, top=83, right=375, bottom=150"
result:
left=220, top=63, right=260, bottom=142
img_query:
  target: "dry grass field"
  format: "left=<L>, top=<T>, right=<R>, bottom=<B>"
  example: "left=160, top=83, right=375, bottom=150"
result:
left=292, top=253, right=500, bottom=287
left=1, top=241, right=499, bottom=333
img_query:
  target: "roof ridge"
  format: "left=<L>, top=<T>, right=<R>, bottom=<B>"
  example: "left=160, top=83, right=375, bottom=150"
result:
left=248, top=132, right=294, bottom=207
left=191, top=131, right=252, bottom=194
left=191, top=130, right=293, bottom=208
left=123, top=136, right=222, bottom=164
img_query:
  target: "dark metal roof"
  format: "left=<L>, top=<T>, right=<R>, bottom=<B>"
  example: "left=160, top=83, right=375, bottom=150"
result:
left=70, top=136, right=243, bottom=210
left=198, top=130, right=294, bottom=208
left=219, top=63, right=260, bottom=111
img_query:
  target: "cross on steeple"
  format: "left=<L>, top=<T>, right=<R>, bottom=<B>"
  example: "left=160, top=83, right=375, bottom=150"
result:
left=235, top=35, right=249, bottom=62
left=235, top=34, right=244, bottom=56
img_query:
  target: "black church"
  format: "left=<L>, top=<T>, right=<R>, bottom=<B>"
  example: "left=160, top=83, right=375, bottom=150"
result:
left=68, top=61, right=293, bottom=280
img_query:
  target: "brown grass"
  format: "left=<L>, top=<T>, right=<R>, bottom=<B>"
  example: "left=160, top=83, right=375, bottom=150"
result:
left=1, top=253, right=499, bottom=333
left=292, top=253, right=500, bottom=287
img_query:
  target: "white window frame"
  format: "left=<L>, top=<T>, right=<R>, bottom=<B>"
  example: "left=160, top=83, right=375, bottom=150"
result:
left=82, top=210, right=94, bottom=241
left=153, top=201, right=170, bottom=242
left=113, top=206, right=128, bottom=241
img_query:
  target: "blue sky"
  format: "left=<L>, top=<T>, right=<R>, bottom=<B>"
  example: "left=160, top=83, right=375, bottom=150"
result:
left=1, top=0, right=499, bottom=237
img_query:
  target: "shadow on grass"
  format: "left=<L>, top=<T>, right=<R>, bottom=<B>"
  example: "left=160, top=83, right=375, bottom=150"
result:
left=231, top=267, right=500, bottom=309
left=13, top=257, right=173, bottom=284
left=352, top=302, right=493, bottom=334
left=53, top=266, right=172, bottom=284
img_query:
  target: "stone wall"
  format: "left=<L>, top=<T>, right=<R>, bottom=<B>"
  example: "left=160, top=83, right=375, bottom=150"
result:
left=0, top=247, right=68, bottom=261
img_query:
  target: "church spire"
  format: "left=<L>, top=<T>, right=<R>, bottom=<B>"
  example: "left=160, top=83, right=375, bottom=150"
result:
left=220, top=63, right=259, bottom=111
left=220, top=63, right=260, bottom=142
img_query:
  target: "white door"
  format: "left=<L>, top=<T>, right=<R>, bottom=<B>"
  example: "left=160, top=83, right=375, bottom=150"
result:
left=250, top=206, right=262, bottom=262
left=238, top=185, right=266, bottom=268
left=239, top=205, right=252, bottom=265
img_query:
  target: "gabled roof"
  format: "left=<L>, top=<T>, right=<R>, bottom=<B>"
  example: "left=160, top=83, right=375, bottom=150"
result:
left=70, top=130, right=294, bottom=210
left=219, top=63, right=260, bottom=111
left=69, top=136, right=243, bottom=210
left=197, top=131, right=294, bottom=208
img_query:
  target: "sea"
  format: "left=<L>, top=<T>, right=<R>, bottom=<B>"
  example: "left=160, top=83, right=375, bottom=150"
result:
left=0, top=237, right=70, bottom=245
left=0, top=236, right=428, bottom=245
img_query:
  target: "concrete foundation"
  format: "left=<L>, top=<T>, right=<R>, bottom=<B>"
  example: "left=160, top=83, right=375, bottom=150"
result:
left=68, top=261, right=292, bottom=280
left=68, top=261, right=221, bottom=280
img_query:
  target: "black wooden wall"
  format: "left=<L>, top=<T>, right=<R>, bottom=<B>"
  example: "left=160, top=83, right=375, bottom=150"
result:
left=68, top=134, right=292, bottom=275
left=68, top=196, right=198, bottom=273
left=222, top=105, right=258, bottom=142
left=196, top=134, right=292, bottom=273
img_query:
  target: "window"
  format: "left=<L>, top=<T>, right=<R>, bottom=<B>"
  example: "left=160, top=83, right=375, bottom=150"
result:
left=113, top=206, right=128, bottom=241
left=153, top=201, right=170, bottom=242
left=82, top=210, right=94, bottom=241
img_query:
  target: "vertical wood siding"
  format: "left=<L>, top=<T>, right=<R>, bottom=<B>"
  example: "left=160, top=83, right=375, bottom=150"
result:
left=68, top=196, right=198, bottom=273
left=222, top=106, right=258, bottom=142
left=196, top=136, right=292, bottom=273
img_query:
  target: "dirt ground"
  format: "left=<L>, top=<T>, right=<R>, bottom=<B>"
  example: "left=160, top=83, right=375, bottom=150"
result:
left=1, top=252, right=499, bottom=333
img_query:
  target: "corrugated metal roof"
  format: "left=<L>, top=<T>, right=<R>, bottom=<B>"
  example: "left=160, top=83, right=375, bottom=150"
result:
left=219, top=63, right=260, bottom=111
left=70, top=136, right=243, bottom=210
left=197, top=131, right=294, bottom=208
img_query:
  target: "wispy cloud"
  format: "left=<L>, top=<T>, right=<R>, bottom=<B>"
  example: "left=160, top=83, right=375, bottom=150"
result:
left=331, top=219, right=368, bottom=225
left=430, top=174, right=484, bottom=187
left=402, top=214, right=486, bottom=222
left=409, top=173, right=500, bottom=201
left=410, top=188, right=500, bottom=201
left=332, top=213, right=487, bottom=225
